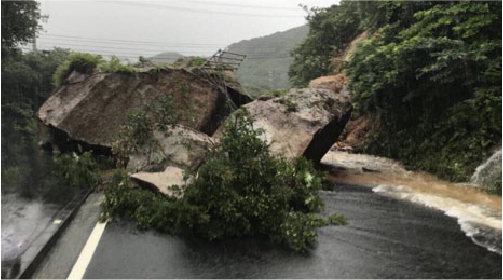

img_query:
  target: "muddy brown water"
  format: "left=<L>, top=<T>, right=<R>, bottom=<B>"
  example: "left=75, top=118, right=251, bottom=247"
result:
left=321, top=151, right=502, bottom=254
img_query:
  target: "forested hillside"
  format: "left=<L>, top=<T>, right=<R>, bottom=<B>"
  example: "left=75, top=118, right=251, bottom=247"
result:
left=226, top=25, right=308, bottom=97
left=290, top=1, right=502, bottom=185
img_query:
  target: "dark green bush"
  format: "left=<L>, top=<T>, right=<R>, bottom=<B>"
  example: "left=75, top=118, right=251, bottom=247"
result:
left=53, top=53, right=103, bottom=88
left=346, top=2, right=502, bottom=182
left=102, top=108, right=345, bottom=251
left=53, top=151, right=101, bottom=189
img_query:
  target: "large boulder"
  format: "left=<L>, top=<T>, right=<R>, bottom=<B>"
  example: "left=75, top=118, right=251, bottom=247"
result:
left=127, top=125, right=214, bottom=197
left=470, top=148, right=502, bottom=192
left=37, top=68, right=251, bottom=148
left=127, top=125, right=214, bottom=172
left=36, top=67, right=250, bottom=196
left=130, top=166, right=187, bottom=197
left=217, top=88, right=352, bottom=164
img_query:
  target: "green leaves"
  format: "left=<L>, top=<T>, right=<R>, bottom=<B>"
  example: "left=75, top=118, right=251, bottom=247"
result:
left=1, top=1, right=42, bottom=52
left=289, top=1, right=365, bottom=87
left=98, top=56, right=138, bottom=74
left=111, top=90, right=179, bottom=167
left=343, top=1, right=501, bottom=182
left=53, top=151, right=101, bottom=189
left=102, top=108, right=346, bottom=251
left=53, top=53, right=103, bottom=87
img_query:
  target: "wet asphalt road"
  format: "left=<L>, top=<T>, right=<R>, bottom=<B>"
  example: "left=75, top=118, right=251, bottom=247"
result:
left=1, top=148, right=88, bottom=279
left=31, top=193, right=102, bottom=279
left=83, top=183, right=502, bottom=279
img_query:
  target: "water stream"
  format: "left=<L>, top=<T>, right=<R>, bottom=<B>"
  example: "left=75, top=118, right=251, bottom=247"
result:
left=321, top=151, right=502, bottom=254
left=80, top=150, right=502, bottom=278
left=85, top=181, right=502, bottom=278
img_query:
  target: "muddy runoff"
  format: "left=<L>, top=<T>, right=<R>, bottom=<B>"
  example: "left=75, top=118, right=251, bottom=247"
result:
left=321, top=151, right=502, bottom=254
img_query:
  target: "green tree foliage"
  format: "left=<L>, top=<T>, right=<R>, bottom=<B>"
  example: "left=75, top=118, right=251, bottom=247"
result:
left=2, top=49, right=71, bottom=189
left=102, top=108, right=344, bottom=251
left=288, top=1, right=436, bottom=87
left=112, top=94, right=179, bottom=167
left=1, top=0, right=42, bottom=55
left=2, top=48, right=71, bottom=105
left=346, top=1, right=502, bottom=181
left=288, top=2, right=365, bottom=87
left=98, top=56, right=138, bottom=74
left=1, top=2, right=79, bottom=200
left=53, top=151, right=101, bottom=189
left=290, top=1, right=501, bottom=183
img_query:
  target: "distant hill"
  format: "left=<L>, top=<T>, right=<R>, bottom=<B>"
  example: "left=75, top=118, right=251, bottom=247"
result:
left=149, top=52, right=185, bottom=64
left=225, top=25, right=308, bottom=97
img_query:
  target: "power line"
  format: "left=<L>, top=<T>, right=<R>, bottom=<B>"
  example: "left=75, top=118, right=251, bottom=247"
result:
left=38, top=34, right=295, bottom=50
left=102, top=1, right=303, bottom=18
left=37, top=37, right=218, bottom=50
left=36, top=41, right=218, bottom=54
left=22, top=41, right=294, bottom=59
left=33, top=45, right=202, bottom=57
left=39, top=33, right=222, bottom=47
left=37, top=42, right=293, bottom=57
left=169, top=0, right=301, bottom=11
left=38, top=30, right=309, bottom=48
left=32, top=41, right=294, bottom=58
left=21, top=46, right=293, bottom=61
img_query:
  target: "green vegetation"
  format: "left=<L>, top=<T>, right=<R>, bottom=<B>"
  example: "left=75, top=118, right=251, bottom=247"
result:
left=53, top=150, right=101, bottom=189
left=53, top=53, right=103, bottom=87
left=489, top=173, right=502, bottom=195
left=1, top=2, right=101, bottom=200
left=112, top=94, right=179, bottom=167
left=2, top=46, right=72, bottom=195
left=227, top=25, right=308, bottom=97
left=1, top=1, right=42, bottom=55
left=102, top=108, right=345, bottom=252
left=289, top=3, right=364, bottom=87
left=290, top=1, right=502, bottom=183
left=98, top=56, right=138, bottom=74
left=54, top=54, right=147, bottom=88
left=328, top=213, right=347, bottom=225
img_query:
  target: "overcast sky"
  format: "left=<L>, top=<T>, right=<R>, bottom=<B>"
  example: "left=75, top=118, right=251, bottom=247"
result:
left=34, top=0, right=337, bottom=61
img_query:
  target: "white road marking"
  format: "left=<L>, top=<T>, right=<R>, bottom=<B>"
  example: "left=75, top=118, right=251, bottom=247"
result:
left=67, top=221, right=107, bottom=279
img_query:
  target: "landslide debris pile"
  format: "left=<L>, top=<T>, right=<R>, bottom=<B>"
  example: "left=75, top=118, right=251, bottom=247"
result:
left=36, top=55, right=352, bottom=251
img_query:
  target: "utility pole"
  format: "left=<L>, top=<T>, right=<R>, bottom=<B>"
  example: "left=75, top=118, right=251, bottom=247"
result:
left=32, top=33, right=37, bottom=52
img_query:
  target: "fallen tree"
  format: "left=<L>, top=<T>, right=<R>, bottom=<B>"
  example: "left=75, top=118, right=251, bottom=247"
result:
left=101, top=108, right=346, bottom=252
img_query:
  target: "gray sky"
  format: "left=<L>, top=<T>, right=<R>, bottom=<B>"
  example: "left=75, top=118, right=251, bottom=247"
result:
left=34, top=0, right=337, bottom=61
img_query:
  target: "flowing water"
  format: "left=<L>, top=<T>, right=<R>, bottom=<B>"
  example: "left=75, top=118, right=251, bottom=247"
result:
left=81, top=150, right=502, bottom=278
left=85, top=183, right=501, bottom=278
left=321, top=151, right=502, bottom=254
